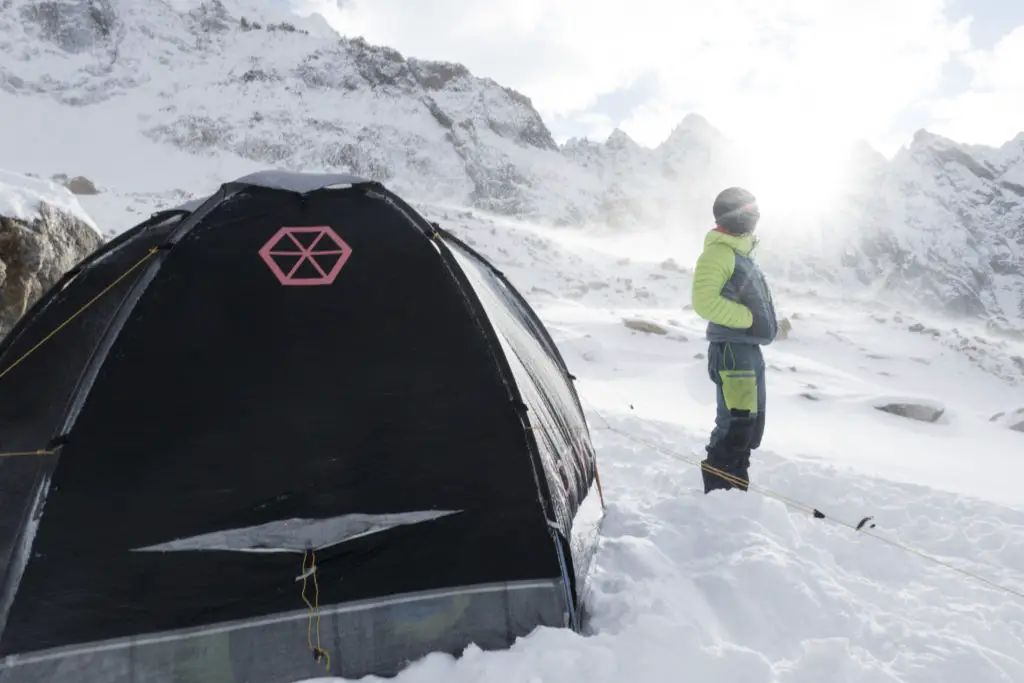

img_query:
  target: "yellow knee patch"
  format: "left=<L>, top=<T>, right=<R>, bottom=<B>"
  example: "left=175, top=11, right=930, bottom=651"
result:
left=719, top=370, right=758, bottom=413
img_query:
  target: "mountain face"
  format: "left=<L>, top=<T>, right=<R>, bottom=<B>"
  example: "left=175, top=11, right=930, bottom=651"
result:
left=1, top=0, right=603, bottom=222
left=2, top=0, right=1022, bottom=327
left=735, top=130, right=1024, bottom=328
left=849, top=132, right=1024, bottom=324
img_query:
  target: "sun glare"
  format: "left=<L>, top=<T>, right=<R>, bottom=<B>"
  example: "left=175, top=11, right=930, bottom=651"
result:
left=739, top=139, right=860, bottom=225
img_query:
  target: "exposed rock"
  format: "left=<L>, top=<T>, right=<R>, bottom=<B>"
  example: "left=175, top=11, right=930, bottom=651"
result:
left=51, top=173, right=99, bottom=195
left=64, top=175, right=99, bottom=195
left=623, top=318, right=668, bottom=335
left=19, top=0, right=119, bottom=55
left=776, top=317, right=792, bottom=340
left=0, top=172, right=102, bottom=337
left=875, top=402, right=945, bottom=423
left=907, top=322, right=941, bottom=335
left=990, top=408, right=1024, bottom=433
left=660, top=258, right=686, bottom=272
left=986, top=321, right=1024, bottom=342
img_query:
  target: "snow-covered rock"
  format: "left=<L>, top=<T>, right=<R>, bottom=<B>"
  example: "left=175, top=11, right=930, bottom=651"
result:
left=874, top=400, right=946, bottom=424
left=54, top=174, right=100, bottom=195
left=990, top=407, right=1024, bottom=432
left=0, top=170, right=103, bottom=337
left=1, top=0, right=600, bottom=225
left=840, top=131, right=1024, bottom=325
left=560, top=114, right=745, bottom=231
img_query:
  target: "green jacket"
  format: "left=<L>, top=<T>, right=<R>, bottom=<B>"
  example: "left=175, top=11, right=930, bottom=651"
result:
left=691, top=229, right=778, bottom=345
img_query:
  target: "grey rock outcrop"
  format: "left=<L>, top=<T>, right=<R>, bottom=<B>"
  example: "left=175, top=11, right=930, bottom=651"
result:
left=990, top=408, right=1024, bottom=433
left=0, top=199, right=102, bottom=338
left=875, top=401, right=945, bottom=423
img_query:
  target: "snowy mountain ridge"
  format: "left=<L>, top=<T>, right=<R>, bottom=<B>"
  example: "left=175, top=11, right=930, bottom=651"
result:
left=869, top=130, right=1024, bottom=323
left=1, top=0, right=1023, bottom=326
left=1, top=0, right=597, bottom=220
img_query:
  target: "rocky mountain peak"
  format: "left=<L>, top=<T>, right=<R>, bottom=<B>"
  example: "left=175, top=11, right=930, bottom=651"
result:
left=669, top=112, right=720, bottom=136
left=605, top=128, right=639, bottom=150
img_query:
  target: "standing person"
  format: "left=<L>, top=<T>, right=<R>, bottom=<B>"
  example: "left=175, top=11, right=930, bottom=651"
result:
left=691, top=186, right=778, bottom=494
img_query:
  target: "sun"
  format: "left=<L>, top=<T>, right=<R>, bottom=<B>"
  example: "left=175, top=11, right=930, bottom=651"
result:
left=738, top=137, right=863, bottom=225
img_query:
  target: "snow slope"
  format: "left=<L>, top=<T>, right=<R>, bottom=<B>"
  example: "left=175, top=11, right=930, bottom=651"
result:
left=302, top=203, right=1024, bottom=683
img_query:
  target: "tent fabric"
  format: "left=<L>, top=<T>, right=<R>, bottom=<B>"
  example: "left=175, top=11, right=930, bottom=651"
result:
left=3, top=580, right=568, bottom=683
left=225, top=169, right=372, bottom=194
left=0, top=172, right=603, bottom=682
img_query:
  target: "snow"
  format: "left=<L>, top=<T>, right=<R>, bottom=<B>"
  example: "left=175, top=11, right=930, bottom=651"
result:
left=2, top=0, right=1023, bottom=322
left=0, top=169, right=99, bottom=233
left=274, top=204, right=1024, bottom=682
left=0, top=165, right=1021, bottom=683
left=2, top=3, right=1023, bottom=680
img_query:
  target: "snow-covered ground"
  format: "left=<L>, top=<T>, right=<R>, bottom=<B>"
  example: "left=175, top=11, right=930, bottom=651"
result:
left=300, top=204, right=1022, bottom=682
left=3, top=1, right=1024, bottom=676
left=4, top=164, right=1024, bottom=681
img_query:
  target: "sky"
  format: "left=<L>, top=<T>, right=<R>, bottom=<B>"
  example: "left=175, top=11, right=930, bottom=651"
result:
left=288, top=0, right=1024, bottom=159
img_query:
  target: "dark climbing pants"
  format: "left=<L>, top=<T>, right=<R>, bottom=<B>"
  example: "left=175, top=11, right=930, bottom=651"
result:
left=703, top=341, right=766, bottom=493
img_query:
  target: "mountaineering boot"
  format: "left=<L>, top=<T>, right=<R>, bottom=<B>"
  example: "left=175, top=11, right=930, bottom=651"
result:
left=702, top=447, right=750, bottom=494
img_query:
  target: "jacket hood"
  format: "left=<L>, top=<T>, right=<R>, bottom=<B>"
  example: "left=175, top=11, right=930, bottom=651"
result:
left=704, top=228, right=756, bottom=257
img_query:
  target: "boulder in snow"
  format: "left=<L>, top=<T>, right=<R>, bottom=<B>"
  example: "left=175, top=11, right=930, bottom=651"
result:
left=52, top=173, right=100, bottom=195
left=874, top=400, right=945, bottom=423
left=990, top=408, right=1024, bottom=433
left=659, top=257, right=686, bottom=273
left=623, top=318, right=668, bottom=335
left=0, top=170, right=102, bottom=337
left=776, top=316, right=792, bottom=340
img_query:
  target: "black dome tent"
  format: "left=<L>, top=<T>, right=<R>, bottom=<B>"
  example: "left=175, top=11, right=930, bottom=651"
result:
left=0, top=171, right=605, bottom=682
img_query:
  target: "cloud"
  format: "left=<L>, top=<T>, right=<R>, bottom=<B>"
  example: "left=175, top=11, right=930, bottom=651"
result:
left=294, top=0, right=1023, bottom=155
left=927, top=25, right=1024, bottom=147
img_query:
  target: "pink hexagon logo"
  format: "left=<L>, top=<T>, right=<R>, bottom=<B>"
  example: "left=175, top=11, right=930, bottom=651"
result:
left=258, top=226, right=352, bottom=286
